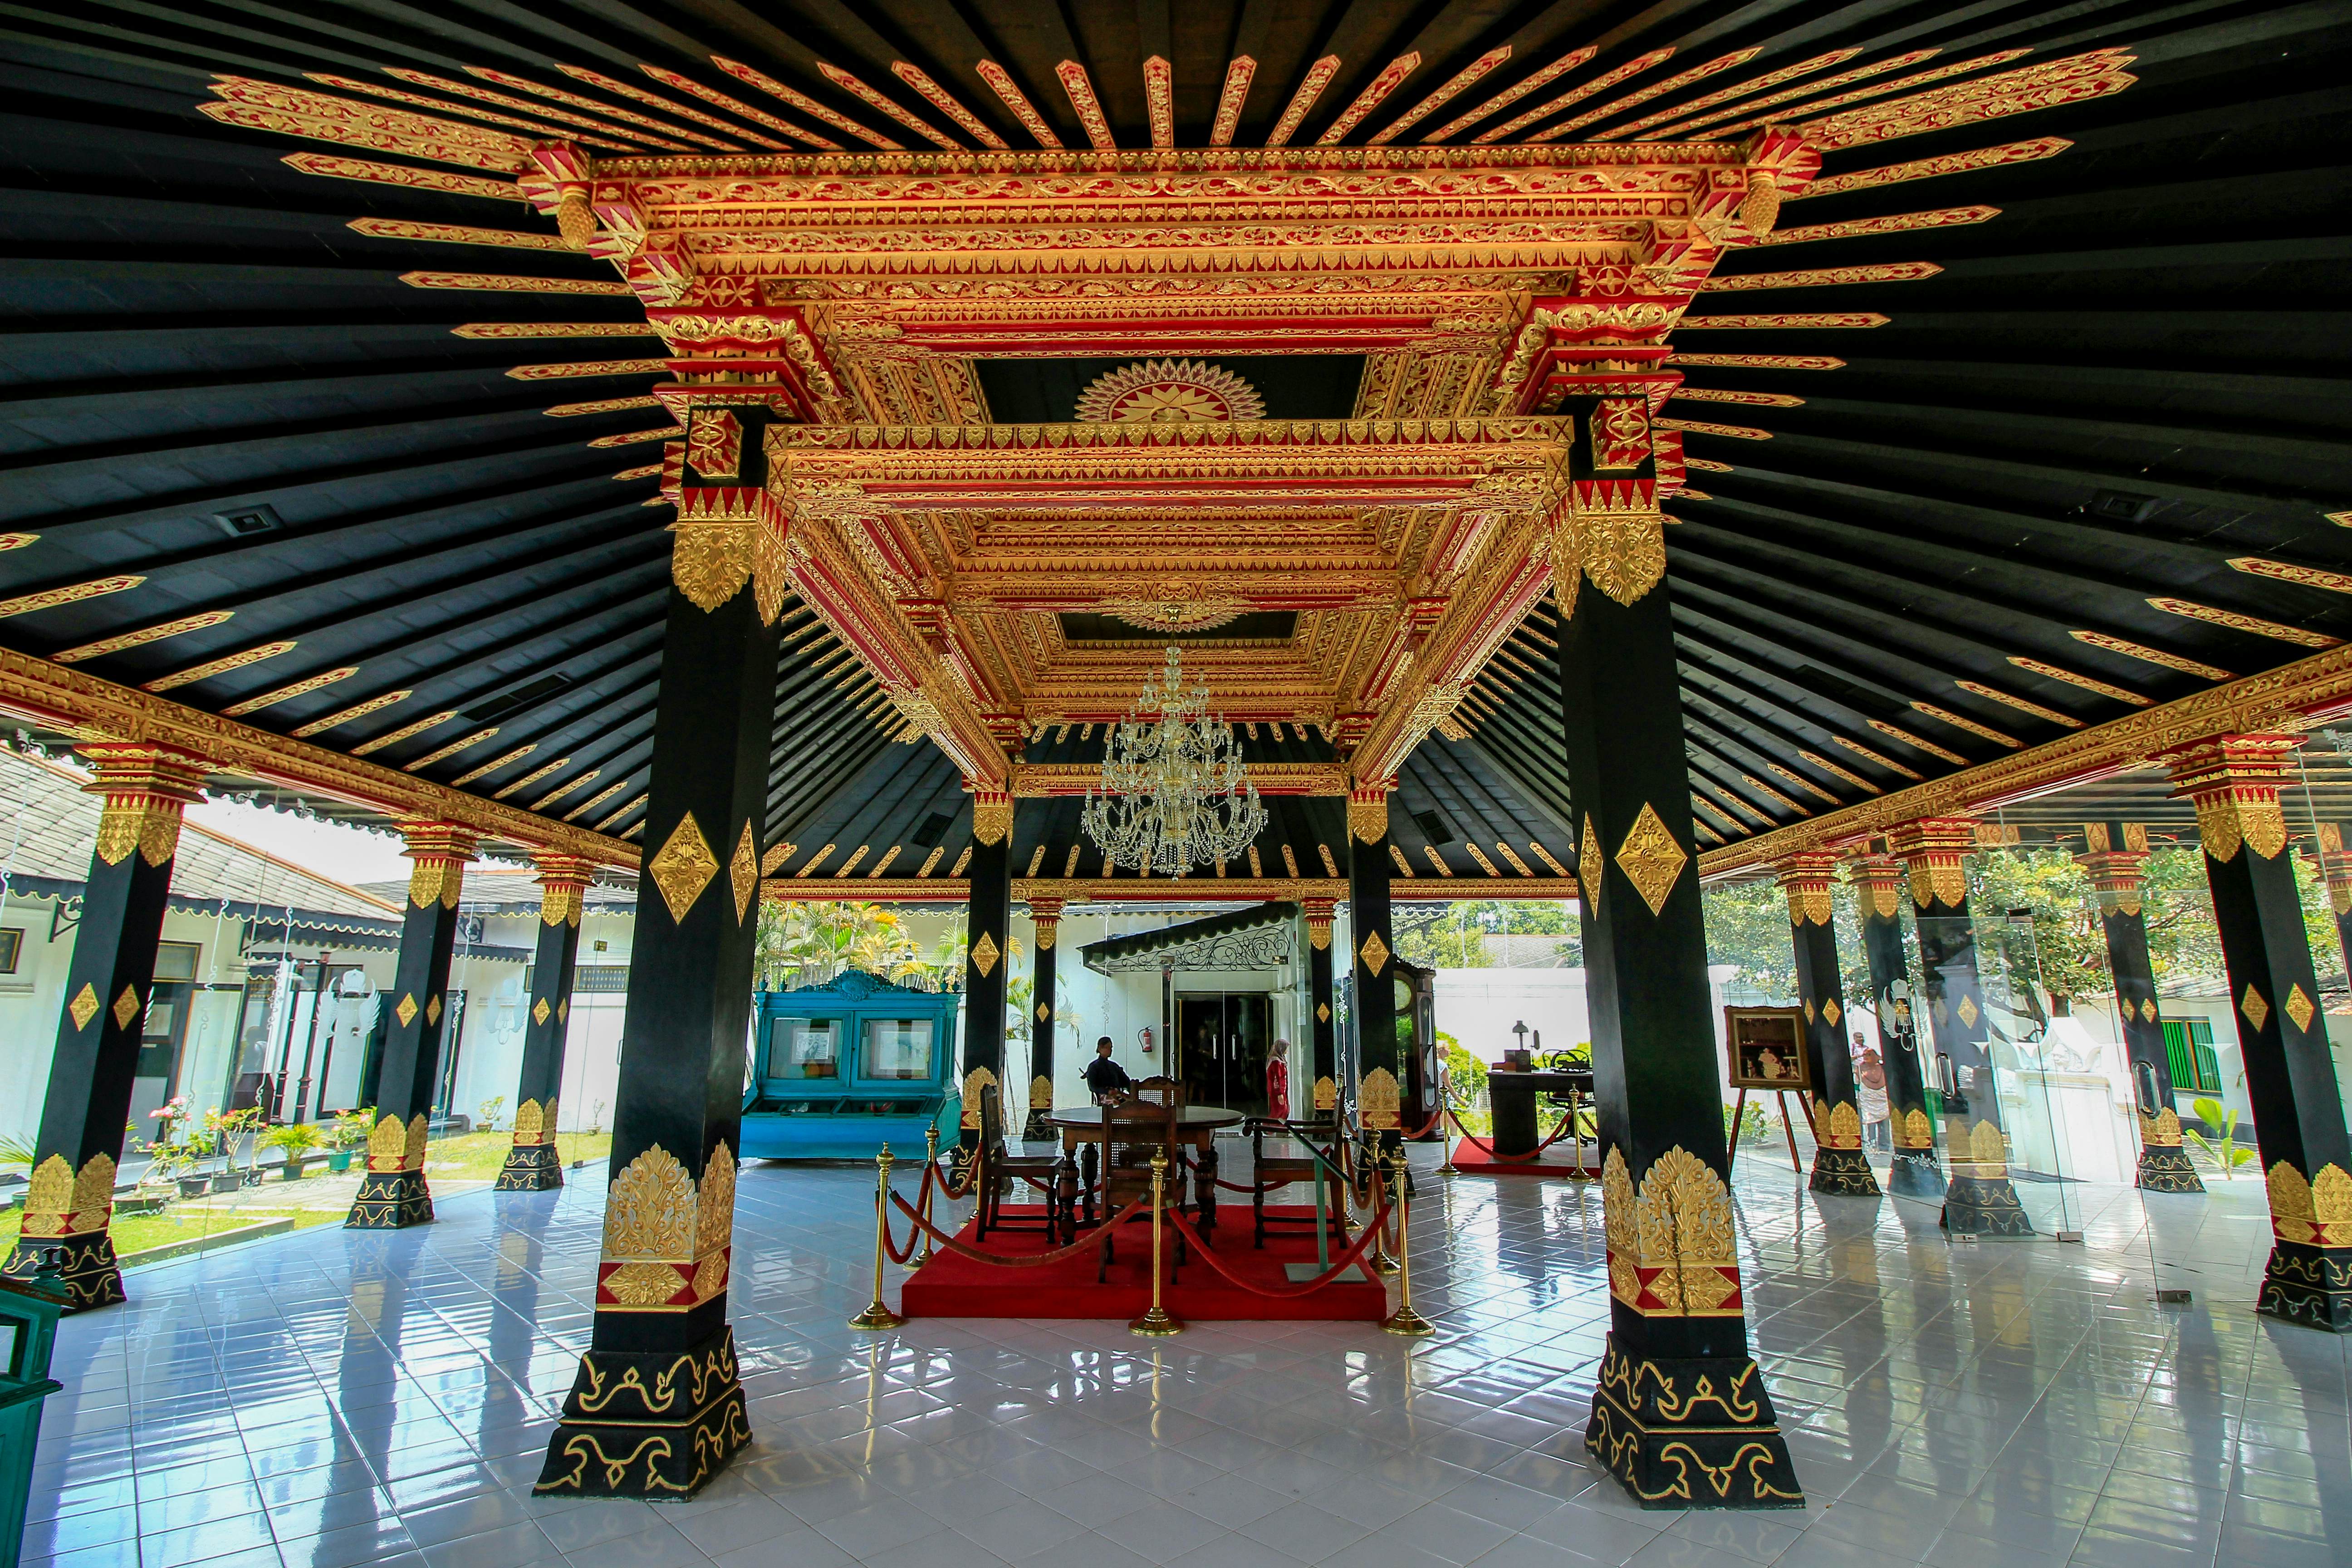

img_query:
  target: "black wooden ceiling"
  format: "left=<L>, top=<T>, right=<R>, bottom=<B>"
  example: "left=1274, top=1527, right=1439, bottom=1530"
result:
left=0, top=1, right=2347, bottom=881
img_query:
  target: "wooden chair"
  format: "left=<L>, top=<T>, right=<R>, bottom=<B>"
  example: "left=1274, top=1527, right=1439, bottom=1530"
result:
left=1134, top=1075, right=1186, bottom=1108
left=1243, top=1117, right=1345, bottom=1250
left=1095, top=1099, right=1186, bottom=1280
left=974, top=1091, right=1065, bottom=1244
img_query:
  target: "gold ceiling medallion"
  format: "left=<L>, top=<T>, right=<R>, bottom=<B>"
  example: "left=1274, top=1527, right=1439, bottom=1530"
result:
left=1613, top=804, right=1688, bottom=916
left=970, top=931, right=1000, bottom=979
left=648, top=812, right=721, bottom=924
left=1100, top=578, right=1250, bottom=635
left=1359, top=928, right=1390, bottom=976
left=1074, top=360, right=1265, bottom=425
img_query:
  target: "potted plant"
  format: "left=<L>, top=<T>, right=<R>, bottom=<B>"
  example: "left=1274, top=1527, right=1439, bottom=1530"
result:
left=326, top=1107, right=373, bottom=1173
left=260, top=1122, right=325, bottom=1179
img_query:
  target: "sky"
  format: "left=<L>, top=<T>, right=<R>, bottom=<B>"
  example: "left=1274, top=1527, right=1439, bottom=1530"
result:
left=182, top=796, right=415, bottom=890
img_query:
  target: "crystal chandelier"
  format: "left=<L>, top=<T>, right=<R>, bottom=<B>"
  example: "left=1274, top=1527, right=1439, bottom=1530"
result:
left=1082, top=647, right=1266, bottom=873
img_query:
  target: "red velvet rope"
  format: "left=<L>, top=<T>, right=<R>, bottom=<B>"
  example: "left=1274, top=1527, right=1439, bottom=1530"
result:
left=1163, top=1187, right=1395, bottom=1298
left=1443, top=1104, right=1583, bottom=1163
left=879, top=1161, right=937, bottom=1265
left=889, top=1188, right=1156, bottom=1268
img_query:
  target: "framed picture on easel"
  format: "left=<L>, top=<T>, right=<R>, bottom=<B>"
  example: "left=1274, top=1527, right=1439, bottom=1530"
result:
left=1725, top=1006, right=1811, bottom=1091
left=1724, top=1005, right=1814, bottom=1173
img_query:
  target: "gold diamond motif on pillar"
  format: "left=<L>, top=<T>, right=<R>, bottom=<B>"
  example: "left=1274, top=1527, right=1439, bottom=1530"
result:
left=110, top=986, right=140, bottom=1030
left=1823, top=1000, right=1841, bottom=1027
left=1612, top=804, right=1687, bottom=916
left=67, top=983, right=98, bottom=1032
left=728, top=822, right=759, bottom=923
left=534, top=999, right=552, bottom=1026
left=970, top=931, right=1000, bottom=979
left=647, top=811, right=720, bottom=924
left=1580, top=815, right=1604, bottom=908
left=1956, top=994, right=1979, bottom=1028
left=395, top=993, right=419, bottom=1028
left=1359, top=929, right=1389, bottom=976
left=425, top=995, right=442, bottom=1028
left=2241, top=984, right=2270, bottom=1033
left=2286, top=984, right=2316, bottom=1032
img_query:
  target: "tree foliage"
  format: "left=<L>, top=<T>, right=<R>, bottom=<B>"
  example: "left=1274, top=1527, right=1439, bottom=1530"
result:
left=1394, top=900, right=1581, bottom=968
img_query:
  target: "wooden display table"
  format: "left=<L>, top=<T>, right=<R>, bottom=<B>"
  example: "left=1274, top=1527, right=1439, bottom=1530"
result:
left=1048, top=1105, right=1244, bottom=1236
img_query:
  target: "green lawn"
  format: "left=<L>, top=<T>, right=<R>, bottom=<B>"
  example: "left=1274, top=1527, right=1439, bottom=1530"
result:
left=0, top=1129, right=614, bottom=1261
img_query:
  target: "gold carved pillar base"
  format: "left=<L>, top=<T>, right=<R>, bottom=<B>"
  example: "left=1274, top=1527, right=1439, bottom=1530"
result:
left=2, top=1228, right=122, bottom=1313
left=535, top=1326, right=750, bottom=1498
left=495, top=1142, right=566, bottom=1192
left=346, top=1169, right=434, bottom=1230
left=1584, top=1337, right=1803, bottom=1510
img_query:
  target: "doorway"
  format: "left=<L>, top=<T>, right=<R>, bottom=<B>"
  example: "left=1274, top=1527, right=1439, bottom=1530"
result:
left=1174, top=991, right=1271, bottom=1114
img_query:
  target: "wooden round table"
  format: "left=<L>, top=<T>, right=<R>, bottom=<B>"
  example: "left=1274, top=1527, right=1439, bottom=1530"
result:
left=1047, top=1105, right=1244, bottom=1234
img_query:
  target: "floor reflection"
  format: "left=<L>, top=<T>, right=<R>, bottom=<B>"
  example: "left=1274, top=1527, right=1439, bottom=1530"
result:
left=20, top=1149, right=2343, bottom=1568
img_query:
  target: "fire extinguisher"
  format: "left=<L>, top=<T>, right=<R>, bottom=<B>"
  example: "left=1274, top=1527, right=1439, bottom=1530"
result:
left=1138, top=1026, right=1155, bottom=1055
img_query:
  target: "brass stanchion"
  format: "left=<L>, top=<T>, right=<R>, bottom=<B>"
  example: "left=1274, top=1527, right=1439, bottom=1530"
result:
left=1366, top=1136, right=1399, bottom=1276
left=1380, top=1150, right=1434, bottom=1338
left=1436, top=1084, right=1458, bottom=1177
left=1129, top=1151, right=1183, bottom=1337
left=849, top=1144, right=907, bottom=1331
left=916, top=1124, right=940, bottom=1268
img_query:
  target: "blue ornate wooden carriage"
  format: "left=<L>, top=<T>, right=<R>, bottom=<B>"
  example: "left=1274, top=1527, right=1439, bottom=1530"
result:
left=739, top=970, right=963, bottom=1160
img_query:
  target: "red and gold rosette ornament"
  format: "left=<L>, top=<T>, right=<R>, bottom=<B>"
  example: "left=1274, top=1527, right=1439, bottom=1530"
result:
left=595, top=1142, right=736, bottom=1311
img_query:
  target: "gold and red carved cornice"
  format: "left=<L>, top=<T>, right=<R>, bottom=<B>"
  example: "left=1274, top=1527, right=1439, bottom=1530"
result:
left=1772, top=850, right=1840, bottom=926
left=80, top=740, right=209, bottom=870
left=2163, top=734, right=2299, bottom=864
left=0, top=646, right=631, bottom=869
left=1882, top=818, right=1978, bottom=910
left=759, top=874, right=1580, bottom=905
left=1011, top=761, right=1346, bottom=798
left=534, top=851, right=598, bottom=928
left=1700, top=644, right=2352, bottom=885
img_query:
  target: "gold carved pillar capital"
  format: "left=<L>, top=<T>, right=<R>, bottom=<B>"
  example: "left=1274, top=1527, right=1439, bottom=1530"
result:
left=1302, top=896, right=1336, bottom=950
left=399, top=820, right=479, bottom=911
left=1846, top=853, right=1906, bottom=921
left=534, top=852, right=596, bottom=928
left=1347, top=782, right=1391, bottom=845
left=970, top=785, right=1014, bottom=847
left=1883, top=818, right=1979, bottom=911
left=2163, top=733, right=2300, bottom=862
left=2075, top=822, right=2153, bottom=916
left=2313, top=823, right=2352, bottom=916
left=77, top=740, right=209, bottom=869
left=1027, top=896, right=1062, bottom=949
left=1771, top=850, right=1839, bottom=927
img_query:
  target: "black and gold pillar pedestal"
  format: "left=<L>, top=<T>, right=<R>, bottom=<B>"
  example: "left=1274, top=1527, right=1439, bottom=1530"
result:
left=1023, top=897, right=1060, bottom=1142
left=1346, top=788, right=1401, bottom=1151
left=1549, top=405, right=1800, bottom=1509
left=1851, top=854, right=1945, bottom=1198
left=535, top=406, right=783, bottom=1496
left=1886, top=820, right=2034, bottom=1238
left=497, top=854, right=592, bottom=1192
left=5, top=742, right=206, bottom=1311
left=346, top=822, right=478, bottom=1229
left=957, top=787, right=1013, bottom=1157
left=2167, top=737, right=2352, bottom=1330
left=1304, top=897, right=1338, bottom=1119
left=2077, top=822, right=2205, bottom=1195
left=1775, top=853, right=1879, bottom=1198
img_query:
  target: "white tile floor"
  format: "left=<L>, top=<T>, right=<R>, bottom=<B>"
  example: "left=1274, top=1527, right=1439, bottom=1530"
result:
left=22, top=1144, right=2351, bottom=1568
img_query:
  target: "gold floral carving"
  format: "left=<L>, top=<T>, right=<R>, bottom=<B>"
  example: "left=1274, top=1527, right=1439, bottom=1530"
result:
left=1965, top=1120, right=2007, bottom=1176
left=696, top=1144, right=736, bottom=1263
left=539, top=882, right=584, bottom=928
left=604, top=1146, right=696, bottom=1261
left=2267, top=1160, right=2352, bottom=1247
left=2195, top=790, right=2287, bottom=862
left=1348, top=790, right=1389, bottom=845
left=1307, top=921, right=1332, bottom=951
left=971, top=793, right=1013, bottom=847
left=1784, top=883, right=1831, bottom=926
left=1825, top=1103, right=1862, bottom=1150
left=20, top=1153, right=117, bottom=1239
left=2287, top=984, right=2317, bottom=1033
left=1603, top=1145, right=1741, bottom=1317
left=729, top=822, right=759, bottom=923
left=408, top=860, right=446, bottom=909
left=1317, top=1003, right=1332, bottom=1022
left=1575, top=510, right=1668, bottom=606
left=404, top=1114, right=428, bottom=1170
left=1358, top=1068, right=1401, bottom=1130
left=2241, top=984, right=2270, bottom=1034
left=970, top=931, right=1000, bottom=979
left=513, top=1099, right=547, bottom=1146
left=1028, top=1074, right=1053, bottom=1110
left=2139, top=1107, right=2182, bottom=1148
left=648, top=812, right=720, bottom=924
left=1580, top=816, right=1605, bottom=909
left=1613, top=804, right=1687, bottom=916
left=1900, top=1109, right=1934, bottom=1149
left=1358, top=929, right=1390, bottom=976
left=961, top=1067, right=997, bottom=1130
left=366, top=1113, right=407, bottom=1172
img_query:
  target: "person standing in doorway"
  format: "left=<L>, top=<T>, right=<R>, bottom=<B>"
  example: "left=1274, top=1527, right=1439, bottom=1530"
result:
left=1266, top=1037, right=1291, bottom=1120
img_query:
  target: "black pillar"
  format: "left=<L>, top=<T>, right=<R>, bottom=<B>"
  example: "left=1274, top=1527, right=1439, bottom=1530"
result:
left=1775, top=854, right=1878, bottom=1197
left=345, top=821, right=477, bottom=1229
left=2168, top=737, right=2352, bottom=1330
left=1551, top=431, right=1800, bottom=1509
left=1886, top=819, right=2033, bottom=1238
left=1305, top=897, right=1338, bottom=1117
left=5, top=742, right=206, bottom=1311
left=960, top=786, right=1013, bottom=1152
left=1851, top=853, right=1943, bottom=1197
left=1345, top=788, right=1400, bottom=1140
left=534, top=405, right=782, bottom=1497
left=497, top=854, right=591, bottom=1192
left=1023, top=897, right=1060, bottom=1141
left=2078, top=822, right=2203, bottom=1193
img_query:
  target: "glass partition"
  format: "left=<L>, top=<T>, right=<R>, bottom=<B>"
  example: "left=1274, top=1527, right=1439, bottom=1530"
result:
left=770, top=1016, right=840, bottom=1078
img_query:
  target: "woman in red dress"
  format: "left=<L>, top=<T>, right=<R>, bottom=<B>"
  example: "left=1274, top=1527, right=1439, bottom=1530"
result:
left=1266, top=1037, right=1291, bottom=1120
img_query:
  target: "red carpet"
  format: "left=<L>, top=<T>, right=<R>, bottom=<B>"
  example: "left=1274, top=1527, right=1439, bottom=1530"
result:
left=900, top=1206, right=1388, bottom=1321
left=1447, top=1141, right=1601, bottom=1178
